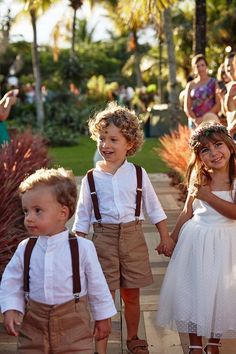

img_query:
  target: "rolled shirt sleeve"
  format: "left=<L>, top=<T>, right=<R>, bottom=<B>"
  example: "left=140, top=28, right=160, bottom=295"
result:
left=142, top=168, right=167, bottom=224
left=0, top=241, right=26, bottom=314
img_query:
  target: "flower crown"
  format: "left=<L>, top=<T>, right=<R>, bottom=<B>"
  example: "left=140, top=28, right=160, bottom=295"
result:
left=189, top=123, right=230, bottom=151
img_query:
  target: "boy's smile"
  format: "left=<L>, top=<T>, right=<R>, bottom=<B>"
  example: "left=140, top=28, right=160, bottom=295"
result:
left=98, top=124, right=133, bottom=166
left=22, top=185, right=69, bottom=236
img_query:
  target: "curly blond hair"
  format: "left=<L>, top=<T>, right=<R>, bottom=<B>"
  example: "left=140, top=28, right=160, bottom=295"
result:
left=19, top=168, right=77, bottom=219
left=88, top=101, right=144, bottom=156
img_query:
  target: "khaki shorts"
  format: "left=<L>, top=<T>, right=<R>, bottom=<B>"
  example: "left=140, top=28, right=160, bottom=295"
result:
left=17, top=296, right=93, bottom=354
left=93, top=220, right=153, bottom=290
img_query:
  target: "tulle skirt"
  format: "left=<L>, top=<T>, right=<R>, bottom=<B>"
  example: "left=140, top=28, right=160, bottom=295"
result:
left=157, top=219, right=236, bottom=338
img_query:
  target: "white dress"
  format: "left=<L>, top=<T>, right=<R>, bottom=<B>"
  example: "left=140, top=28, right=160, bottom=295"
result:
left=157, top=186, right=236, bottom=339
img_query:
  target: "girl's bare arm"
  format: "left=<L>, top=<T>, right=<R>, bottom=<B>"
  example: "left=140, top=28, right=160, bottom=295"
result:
left=170, top=193, right=194, bottom=243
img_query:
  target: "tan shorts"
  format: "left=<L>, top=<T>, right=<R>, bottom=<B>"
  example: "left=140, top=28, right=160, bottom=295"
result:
left=93, top=220, right=153, bottom=290
left=17, top=296, right=93, bottom=354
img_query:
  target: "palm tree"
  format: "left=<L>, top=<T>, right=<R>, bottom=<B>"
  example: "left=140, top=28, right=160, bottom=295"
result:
left=193, top=0, right=206, bottom=55
left=118, top=0, right=178, bottom=126
left=68, top=0, right=83, bottom=56
left=19, top=0, right=59, bottom=128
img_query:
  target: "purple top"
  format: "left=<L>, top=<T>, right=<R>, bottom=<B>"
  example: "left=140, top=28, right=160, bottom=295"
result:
left=190, top=77, right=216, bottom=117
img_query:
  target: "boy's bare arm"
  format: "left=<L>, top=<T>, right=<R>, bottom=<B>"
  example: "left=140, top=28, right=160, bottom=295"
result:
left=93, top=318, right=111, bottom=341
left=3, top=310, right=23, bottom=336
left=155, top=219, right=175, bottom=256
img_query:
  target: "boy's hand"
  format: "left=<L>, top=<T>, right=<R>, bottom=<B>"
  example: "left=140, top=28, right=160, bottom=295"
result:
left=155, top=238, right=175, bottom=257
left=93, top=318, right=111, bottom=341
left=4, top=310, right=23, bottom=336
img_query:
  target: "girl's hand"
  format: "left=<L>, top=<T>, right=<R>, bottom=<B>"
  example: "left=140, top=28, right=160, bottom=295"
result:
left=192, top=183, right=211, bottom=201
left=93, top=318, right=111, bottom=341
left=156, top=238, right=175, bottom=257
left=3, top=310, right=23, bottom=336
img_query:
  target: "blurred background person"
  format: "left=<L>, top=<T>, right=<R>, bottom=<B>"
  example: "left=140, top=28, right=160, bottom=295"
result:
left=184, top=54, right=220, bottom=129
left=0, top=89, right=18, bottom=145
left=224, top=53, right=236, bottom=138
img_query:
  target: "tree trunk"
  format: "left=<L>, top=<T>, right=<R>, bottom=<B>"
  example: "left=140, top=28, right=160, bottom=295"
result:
left=193, top=0, right=206, bottom=55
left=163, top=8, right=179, bottom=129
left=158, top=31, right=163, bottom=103
left=132, top=30, right=143, bottom=88
left=30, top=9, right=44, bottom=128
left=71, top=8, right=77, bottom=55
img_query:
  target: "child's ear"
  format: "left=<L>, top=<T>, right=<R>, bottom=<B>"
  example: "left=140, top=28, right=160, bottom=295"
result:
left=127, top=141, right=134, bottom=151
left=60, top=205, right=70, bottom=220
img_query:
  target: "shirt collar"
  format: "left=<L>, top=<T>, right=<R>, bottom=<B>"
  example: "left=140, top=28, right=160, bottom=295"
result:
left=95, top=159, right=128, bottom=174
left=39, top=229, right=69, bottom=244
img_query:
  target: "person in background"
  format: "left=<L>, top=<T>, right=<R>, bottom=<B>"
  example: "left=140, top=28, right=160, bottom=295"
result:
left=224, top=53, right=236, bottom=138
left=0, top=89, right=18, bottom=145
left=184, top=54, right=220, bottom=129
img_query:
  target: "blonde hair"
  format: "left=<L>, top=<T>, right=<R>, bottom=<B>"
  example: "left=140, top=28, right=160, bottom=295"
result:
left=88, top=101, right=144, bottom=156
left=19, top=168, right=77, bottom=219
left=186, top=122, right=236, bottom=189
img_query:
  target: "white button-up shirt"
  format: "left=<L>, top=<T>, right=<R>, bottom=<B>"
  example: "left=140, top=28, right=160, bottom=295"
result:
left=73, top=161, right=166, bottom=234
left=0, top=230, right=117, bottom=321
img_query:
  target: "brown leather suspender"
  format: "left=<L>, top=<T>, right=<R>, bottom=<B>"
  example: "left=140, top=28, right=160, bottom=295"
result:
left=134, top=164, right=142, bottom=218
left=23, top=233, right=81, bottom=302
left=68, top=233, right=81, bottom=301
left=87, top=169, right=102, bottom=222
left=87, top=164, right=142, bottom=221
left=24, top=237, right=38, bottom=299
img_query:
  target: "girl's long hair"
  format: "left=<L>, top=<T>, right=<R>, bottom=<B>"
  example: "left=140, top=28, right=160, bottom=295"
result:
left=186, top=123, right=236, bottom=189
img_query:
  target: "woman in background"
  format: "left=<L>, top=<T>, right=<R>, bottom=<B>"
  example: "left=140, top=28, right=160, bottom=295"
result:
left=184, top=54, right=220, bottom=129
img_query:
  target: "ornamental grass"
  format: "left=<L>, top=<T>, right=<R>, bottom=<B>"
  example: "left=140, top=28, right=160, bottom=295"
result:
left=157, top=124, right=191, bottom=179
left=0, top=131, right=50, bottom=275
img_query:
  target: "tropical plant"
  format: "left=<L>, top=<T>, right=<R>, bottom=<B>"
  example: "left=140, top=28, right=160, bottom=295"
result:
left=157, top=124, right=191, bottom=179
left=0, top=130, right=50, bottom=275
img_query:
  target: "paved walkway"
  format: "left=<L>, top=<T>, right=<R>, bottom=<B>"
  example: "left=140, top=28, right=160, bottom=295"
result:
left=0, top=173, right=236, bottom=353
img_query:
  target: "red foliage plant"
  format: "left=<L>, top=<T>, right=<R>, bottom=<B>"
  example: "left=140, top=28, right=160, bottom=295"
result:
left=0, top=131, right=50, bottom=275
left=157, top=125, right=191, bottom=179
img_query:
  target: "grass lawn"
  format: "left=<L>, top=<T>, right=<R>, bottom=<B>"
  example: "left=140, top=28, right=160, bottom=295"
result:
left=49, top=135, right=169, bottom=176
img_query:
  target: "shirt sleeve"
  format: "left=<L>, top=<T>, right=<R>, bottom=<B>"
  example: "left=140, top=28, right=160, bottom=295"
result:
left=81, top=239, right=117, bottom=321
left=142, top=168, right=167, bottom=224
left=0, top=240, right=27, bottom=314
left=72, top=176, right=93, bottom=234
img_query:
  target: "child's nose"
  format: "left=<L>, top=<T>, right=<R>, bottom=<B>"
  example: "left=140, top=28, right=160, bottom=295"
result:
left=25, top=212, right=33, bottom=222
left=101, top=140, right=108, bottom=147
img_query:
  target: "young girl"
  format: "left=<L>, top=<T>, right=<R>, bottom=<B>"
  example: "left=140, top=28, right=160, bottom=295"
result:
left=157, top=122, right=236, bottom=354
left=0, top=168, right=116, bottom=354
left=73, top=102, right=174, bottom=354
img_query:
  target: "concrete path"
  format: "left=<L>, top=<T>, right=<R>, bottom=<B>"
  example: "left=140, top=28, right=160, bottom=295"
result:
left=0, top=173, right=236, bottom=353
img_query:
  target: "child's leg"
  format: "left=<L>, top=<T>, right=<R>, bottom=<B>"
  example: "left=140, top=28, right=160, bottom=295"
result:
left=204, top=338, right=221, bottom=354
left=95, top=290, right=116, bottom=354
left=120, top=288, right=140, bottom=340
left=189, top=333, right=202, bottom=353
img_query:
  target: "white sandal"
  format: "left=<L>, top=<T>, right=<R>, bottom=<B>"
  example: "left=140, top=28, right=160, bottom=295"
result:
left=204, top=342, right=221, bottom=353
left=189, top=345, right=203, bottom=353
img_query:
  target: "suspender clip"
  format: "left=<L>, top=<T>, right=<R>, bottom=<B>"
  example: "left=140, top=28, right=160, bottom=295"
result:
left=74, top=292, right=80, bottom=302
left=91, top=191, right=96, bottom=195
left=137, top=188, right=142, bottom=192
left=25, top=291, right=29, bottom=302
